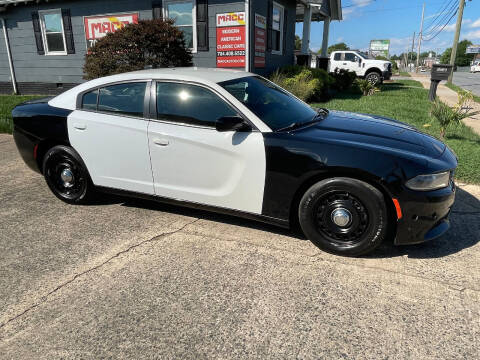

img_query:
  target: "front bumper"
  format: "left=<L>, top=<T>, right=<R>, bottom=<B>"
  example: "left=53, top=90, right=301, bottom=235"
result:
left=394, top=180, right=456, bottom=245
left=382, top=70, right=392, bottom=80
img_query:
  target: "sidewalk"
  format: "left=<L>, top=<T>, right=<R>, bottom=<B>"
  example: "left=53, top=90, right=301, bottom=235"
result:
left=409, top=73, right=480, bottom=136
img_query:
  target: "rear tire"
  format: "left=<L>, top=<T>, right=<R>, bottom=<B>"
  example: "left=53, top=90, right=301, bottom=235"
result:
left=298, top=177, right=388, bottom=257
left=42, top=145, right=94, bottom=204
left=366, top=72, right=381, bottom=86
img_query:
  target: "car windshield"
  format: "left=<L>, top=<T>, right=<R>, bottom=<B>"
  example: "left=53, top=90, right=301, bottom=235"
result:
left=219, top=76, right=318, bottom=131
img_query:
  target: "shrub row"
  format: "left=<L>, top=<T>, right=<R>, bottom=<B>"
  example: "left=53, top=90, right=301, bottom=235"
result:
left=269, top=65, right=358, bottom=102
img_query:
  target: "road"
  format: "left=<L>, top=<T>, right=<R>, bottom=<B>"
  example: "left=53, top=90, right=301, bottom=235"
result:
left=453, top=72, right=480, bottom=96
left=0, top=134, right=479, bottom=359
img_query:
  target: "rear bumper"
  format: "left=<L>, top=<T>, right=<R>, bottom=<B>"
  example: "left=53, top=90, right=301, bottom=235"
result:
left=394, top=181, right=456, bottom=245
left=13, top=127, right=41, bottom=174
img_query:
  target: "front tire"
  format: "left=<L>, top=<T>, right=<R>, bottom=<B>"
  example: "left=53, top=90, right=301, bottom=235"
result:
left=298, top=177, right=388, bottom=256
left=366, top=72, right=381, bottom=86
left=42, top=145, right=94, bottom=204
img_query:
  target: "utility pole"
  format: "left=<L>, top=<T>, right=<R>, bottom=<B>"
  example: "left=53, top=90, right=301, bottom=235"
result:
left=448, top=0, right=467, bottom=84
left=410, top=31, right=415, bottom=70
left=416, top=2, right=425, bottom=72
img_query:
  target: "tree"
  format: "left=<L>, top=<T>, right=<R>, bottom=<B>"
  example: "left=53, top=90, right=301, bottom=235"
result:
left=83, top=19, right=193, bottom=80
left=440, top=40, right=474, bottom=66
left=327, top=42, right=349, bottom=54
left=295, top=35, right=302, bottom=51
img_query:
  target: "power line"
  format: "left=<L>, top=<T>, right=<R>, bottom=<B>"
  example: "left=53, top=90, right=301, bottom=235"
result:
left=422, top=7, right=458, bottom=41
left=422, top=0, right=455, bottom=30
left=422, top=0, right=458, bottom=37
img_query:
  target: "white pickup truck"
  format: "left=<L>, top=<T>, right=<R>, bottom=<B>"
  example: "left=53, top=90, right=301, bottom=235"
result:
left=471, top=60, right=480, bottom=73
left=329, top=51, right=392, bottom=85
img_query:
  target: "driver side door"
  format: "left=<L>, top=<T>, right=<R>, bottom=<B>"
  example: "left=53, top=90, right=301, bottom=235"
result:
left=147, top=81, right=266, bottom=214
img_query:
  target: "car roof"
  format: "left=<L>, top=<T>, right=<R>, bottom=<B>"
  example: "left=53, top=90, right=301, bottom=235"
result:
left=49, top=67, right=254, bottom=110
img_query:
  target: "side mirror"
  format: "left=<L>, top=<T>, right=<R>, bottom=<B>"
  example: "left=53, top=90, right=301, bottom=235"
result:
left=216, top=116, right=252, bottom=132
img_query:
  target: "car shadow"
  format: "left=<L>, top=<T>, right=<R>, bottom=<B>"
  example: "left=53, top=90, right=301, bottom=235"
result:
left=99, top=186, right=479, bottom=259
left=119, top=197, right=304, bottom=239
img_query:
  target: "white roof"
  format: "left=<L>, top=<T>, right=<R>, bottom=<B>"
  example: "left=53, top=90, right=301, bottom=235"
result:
left=49, top=67, right=254, bottom=110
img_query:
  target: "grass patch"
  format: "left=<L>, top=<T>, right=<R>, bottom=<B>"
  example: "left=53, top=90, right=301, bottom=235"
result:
left=312, top=80, right=480, bottom=184
left=398, top=71, right=411, bottom=77
left=0, top=95, right=45, bottom=133
left=445, top=82, right=480, bottom=103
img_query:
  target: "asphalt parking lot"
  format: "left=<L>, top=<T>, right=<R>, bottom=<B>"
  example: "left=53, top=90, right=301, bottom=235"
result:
left=1, top=133, right=479, bottom=359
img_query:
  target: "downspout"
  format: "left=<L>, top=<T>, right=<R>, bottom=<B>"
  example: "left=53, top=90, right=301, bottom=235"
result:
left=245, top=0, right=250, bottom=72
left=1, top=17, right=18, bottom=94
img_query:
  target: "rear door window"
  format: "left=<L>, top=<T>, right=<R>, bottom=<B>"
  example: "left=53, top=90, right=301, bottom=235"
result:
left=82, top=89, right=98, bottom=110
left=333, top=53, right=341, bottom=61
left=97, top=82, right=147, bottom=118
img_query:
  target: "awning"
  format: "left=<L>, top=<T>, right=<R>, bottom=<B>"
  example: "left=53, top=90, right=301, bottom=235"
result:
left=296, top=0, right=343, bottom=22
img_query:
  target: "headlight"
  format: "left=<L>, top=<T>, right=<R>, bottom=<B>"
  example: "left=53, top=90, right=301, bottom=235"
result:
left=405, top=171, right=450, bottom=191
left=384, top=63, right=390, bottom=70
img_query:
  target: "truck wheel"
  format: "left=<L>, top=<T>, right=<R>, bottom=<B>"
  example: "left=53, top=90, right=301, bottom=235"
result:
left=366, top=72, right=381, bottom=86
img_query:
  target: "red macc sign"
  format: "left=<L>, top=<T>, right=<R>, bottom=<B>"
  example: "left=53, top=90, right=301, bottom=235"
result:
left=84, top=13, right=139, bottom=49
left=216, top=12, right=246, bottom=68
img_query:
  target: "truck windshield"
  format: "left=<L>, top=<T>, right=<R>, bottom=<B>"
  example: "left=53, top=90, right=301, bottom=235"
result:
left=219, top=76, right=318, bottom=131
left=357, top=52, right=368, bottom=59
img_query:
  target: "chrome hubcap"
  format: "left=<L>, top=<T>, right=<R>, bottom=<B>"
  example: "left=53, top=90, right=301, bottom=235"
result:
left=331, top=208, right=352, bottom=228
left=60, top=168, right=74, bottom=188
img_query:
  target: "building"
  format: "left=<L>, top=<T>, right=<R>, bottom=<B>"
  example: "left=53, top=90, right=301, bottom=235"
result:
left=0, top=0, right=342, bottom=95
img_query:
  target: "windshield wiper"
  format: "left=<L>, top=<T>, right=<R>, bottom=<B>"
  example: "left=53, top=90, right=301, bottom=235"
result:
left=276, top=108, right=329, bottom=132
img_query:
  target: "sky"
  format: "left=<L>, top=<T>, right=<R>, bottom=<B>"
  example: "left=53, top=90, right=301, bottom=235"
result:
left=295, top=0, right=480, bottom=56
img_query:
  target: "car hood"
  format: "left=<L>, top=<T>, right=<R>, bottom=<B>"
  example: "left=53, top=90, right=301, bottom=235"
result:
left=293, top=110, right=445, bottom=159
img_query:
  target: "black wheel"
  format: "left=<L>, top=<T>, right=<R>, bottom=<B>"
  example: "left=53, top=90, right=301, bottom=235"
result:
left=366, top=72, right=381, bottom=86
left=298, top=177, right=388, bottom=256
left=42, top=145, right=94, bottom=204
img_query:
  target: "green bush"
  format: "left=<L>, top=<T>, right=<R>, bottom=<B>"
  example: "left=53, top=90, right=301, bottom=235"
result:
left=271, top=65, right=334, bottom=101
left=356, top=79, right=375, bottom=96
left=270, top=69, right=319, bottom=102
left=83, top=19, right=192, bottom=80
left=330, top=69, right=357, bottom=91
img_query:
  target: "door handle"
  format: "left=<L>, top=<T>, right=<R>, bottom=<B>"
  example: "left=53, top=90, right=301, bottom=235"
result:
left=343, top=63, right=347, bottom=65
left=153, top=138, right=169, bottom=146
left=73, top=123, right=87, bottom=130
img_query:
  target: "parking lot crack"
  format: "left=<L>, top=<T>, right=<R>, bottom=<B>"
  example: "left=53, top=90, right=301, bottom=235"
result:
left=0, top=218, right=199, bottom=330
left=182, top=230, right=480, bottom=294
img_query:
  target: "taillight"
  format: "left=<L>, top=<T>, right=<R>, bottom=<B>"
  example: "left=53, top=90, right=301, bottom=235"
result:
left=33, top=144, right=39, bottom=160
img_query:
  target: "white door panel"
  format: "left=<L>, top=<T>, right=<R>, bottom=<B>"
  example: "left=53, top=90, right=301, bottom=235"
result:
left=148, top=121, right=266, bottom=214
left=68, top=110, right=154, bottom=194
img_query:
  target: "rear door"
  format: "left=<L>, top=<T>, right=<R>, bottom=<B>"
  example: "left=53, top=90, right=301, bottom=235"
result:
left=147, top=81, right=266, bottom=214
left=68, top=81, right=154, bottom=195
left=330, top=52, right=343, bottom=72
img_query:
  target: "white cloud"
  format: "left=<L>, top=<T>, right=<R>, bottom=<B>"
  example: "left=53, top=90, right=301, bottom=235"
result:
left=444, top=23, right=457, bottom=32
left=470, top=18, right=480, bottom=28
left=465, top=29, right=480, bottom=40
left=341, top=0, right=375, bottom=19
left=389, top=37, right=413, bottom=55
left=336, top=37, right=344, bottom=42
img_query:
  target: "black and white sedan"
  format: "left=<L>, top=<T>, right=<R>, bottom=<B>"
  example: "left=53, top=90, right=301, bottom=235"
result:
left=12, top=68, right=457, bottom=256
